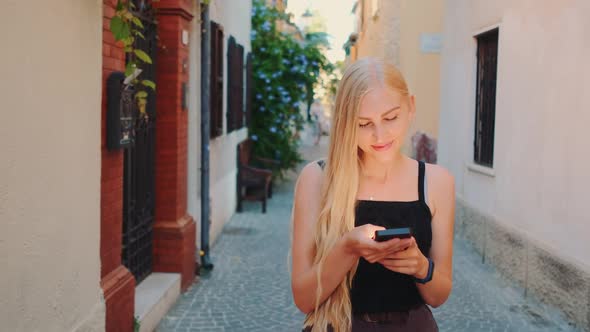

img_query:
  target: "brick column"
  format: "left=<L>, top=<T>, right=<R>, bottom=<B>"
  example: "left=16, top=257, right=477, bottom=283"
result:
left=100, top=1, right=135, bottom=332
left=152, top=0, right=196, bottom=291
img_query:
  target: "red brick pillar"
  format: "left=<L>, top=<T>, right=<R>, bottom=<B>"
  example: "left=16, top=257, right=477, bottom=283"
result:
left=100, top=1, right=135, bottom=332
left=152, top=0, right=196, bottom=292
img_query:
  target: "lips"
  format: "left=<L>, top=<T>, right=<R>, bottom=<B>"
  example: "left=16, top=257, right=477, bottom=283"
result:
left=371, top=141, right=393, bottom=152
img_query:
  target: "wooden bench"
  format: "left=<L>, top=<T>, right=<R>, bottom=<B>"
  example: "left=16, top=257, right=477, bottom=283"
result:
left=236, top=139, right=280, bottom=213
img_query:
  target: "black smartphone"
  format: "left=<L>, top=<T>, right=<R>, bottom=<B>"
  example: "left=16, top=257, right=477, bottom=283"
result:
left=374, top=227, right=413, bottom=242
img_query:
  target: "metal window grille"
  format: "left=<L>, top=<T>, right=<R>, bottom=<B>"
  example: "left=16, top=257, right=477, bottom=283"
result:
left=474, top=28, right=499, bottom=167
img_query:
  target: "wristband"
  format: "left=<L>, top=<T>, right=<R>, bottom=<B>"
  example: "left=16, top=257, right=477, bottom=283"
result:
left=414, top=258, right=434, bottom=284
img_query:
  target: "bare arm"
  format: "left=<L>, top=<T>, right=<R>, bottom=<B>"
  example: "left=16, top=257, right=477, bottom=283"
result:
left=415, top=165, right=455, bottom=307
left=290, top=163, right=358, bottom=314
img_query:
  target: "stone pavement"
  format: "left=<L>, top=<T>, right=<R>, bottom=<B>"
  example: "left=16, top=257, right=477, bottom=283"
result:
left=157, top=134, right=580, bottom=332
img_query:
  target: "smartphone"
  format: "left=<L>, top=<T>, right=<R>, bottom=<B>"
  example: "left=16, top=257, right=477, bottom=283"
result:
left=374, top=227, right=413, bottom=242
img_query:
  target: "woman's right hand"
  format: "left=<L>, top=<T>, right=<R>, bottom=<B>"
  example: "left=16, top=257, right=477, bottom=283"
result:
left=344, top=224, right=413, bottom=263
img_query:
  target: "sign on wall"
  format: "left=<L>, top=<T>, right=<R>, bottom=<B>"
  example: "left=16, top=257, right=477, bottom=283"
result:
left=420, top=33, right=443, bottom=53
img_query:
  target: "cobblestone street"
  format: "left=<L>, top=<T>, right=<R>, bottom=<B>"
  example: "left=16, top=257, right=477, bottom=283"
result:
left=157, top=135, right=580, bottom=332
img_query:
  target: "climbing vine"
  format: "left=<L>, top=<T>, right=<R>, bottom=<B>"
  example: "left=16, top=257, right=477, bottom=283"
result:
left=109, top=0, right=156, bottom=113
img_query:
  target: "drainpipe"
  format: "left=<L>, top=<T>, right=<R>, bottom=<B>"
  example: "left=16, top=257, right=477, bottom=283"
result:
left=200, top=3, right=214, bottom=270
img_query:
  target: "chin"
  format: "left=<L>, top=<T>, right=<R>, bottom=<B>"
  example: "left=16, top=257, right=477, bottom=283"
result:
left=368, top=150, right=398, bottom=163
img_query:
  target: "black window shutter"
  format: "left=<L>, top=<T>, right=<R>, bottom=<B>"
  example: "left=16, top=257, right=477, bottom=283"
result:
left=227, top=37, right=245, bottom=132
left=227, top=36, right=236, bottom=133
left=210, top=21, right=224, bottom=138
left=245, top=52, right=253, bottom=128
left=236, top=43, right=245, bottom=129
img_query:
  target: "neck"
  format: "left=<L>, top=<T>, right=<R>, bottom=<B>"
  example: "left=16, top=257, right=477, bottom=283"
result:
left=360, top=153, right=406, bottom=183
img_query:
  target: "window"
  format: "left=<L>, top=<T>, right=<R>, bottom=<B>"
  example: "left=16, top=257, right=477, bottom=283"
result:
left=227, top=36, right=245, bottom=133
left=245, top=52, right=253, bottom=128
left=474, top=28, right=498, bottom=167
left=210, top=21, right=224, bottom=138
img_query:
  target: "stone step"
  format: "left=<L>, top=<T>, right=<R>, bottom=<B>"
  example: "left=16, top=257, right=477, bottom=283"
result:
left=135, top=273, right=181, bottom=332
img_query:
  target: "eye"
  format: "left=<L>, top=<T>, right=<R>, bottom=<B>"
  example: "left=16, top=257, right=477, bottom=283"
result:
left=385, top=116, right=398, bottom=121
left=359, top=122, right=372, bottom=128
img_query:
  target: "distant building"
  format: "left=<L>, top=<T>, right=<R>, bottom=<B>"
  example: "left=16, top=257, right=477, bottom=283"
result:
left=345, top=0, right=443, bottom=159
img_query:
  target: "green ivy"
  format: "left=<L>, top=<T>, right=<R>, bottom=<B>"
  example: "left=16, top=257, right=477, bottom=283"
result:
left=250, top=0, right=332, bottom=177
left=109, top=0, right=156, bottom=114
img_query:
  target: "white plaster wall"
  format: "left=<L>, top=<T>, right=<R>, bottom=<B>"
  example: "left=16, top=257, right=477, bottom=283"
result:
left=439, top=0, right=590, bottom=270
left=208, top=0, right=252, bottom=244
left=0, top=0, right=105, bottom=331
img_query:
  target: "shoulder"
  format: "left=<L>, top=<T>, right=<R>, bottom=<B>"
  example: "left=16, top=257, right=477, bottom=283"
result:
left=424, top=163, right=455, bottom=190
left=424, top=163, right=455, bottom=213
left=295, top=160, right=325, bottom=195
left=293, top=161, right=325, bottom=229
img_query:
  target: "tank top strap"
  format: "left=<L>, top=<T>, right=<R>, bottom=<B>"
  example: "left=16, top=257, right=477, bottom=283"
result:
left=316, top=159, right=326, bottom=170
left=418, top=161, right=426, bottom=203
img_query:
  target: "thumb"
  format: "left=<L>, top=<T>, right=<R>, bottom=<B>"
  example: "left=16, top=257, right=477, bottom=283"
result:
left=366, top=224, right=386, bottom=231
left=365, top=224, right=385, bottom=240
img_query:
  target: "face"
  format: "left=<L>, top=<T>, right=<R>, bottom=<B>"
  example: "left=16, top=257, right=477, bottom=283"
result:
left=356, top=85, right=415, bottom=162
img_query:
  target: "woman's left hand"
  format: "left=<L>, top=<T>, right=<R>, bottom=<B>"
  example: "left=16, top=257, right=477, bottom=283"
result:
left=378, top=237, right=429, bottom=279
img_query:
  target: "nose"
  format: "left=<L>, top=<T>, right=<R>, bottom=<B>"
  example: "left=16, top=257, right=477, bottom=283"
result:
left=372, top=124, right=387, bottom=142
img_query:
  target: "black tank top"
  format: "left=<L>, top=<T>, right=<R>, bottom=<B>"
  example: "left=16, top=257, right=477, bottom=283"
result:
left=316, top=159, right=432, bottom=314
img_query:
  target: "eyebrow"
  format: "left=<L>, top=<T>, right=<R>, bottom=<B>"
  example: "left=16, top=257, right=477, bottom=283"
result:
left=358, top=106, right=401, bottom=121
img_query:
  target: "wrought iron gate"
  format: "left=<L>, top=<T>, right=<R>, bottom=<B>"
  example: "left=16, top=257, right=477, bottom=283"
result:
left=121, top=0, right=157, bottom=284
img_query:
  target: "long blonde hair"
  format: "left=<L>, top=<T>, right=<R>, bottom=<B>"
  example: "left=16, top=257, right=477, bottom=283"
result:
left=304, top=58, right=410, bottom=331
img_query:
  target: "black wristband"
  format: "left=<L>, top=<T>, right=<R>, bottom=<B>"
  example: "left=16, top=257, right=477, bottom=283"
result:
left=414, top=258, right=434, bottom=284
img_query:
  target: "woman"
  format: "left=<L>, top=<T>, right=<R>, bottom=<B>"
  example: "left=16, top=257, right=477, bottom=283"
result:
left=291, top=58, right=455, bottom=332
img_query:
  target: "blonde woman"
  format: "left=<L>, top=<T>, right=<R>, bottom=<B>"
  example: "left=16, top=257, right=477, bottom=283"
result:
left=291, top=58, right=454, bottom=331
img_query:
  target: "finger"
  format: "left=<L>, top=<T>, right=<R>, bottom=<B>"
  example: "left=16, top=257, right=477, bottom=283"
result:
left=377, top=238, right=401, bottom=251
left=367, top=251, right=398, bottom=263
left=383, top=266, right=417, bottom=275
left=386, top=238, right=412, bottom=251
left=386, top=248, right=414, bottom=259
left=379, top=258, right=419, bottom=269
left=366, top=255, right=385, bottom=264
left=366, top=224, right=386, bottom=232
left=365, top=224, right=386, bottom=239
